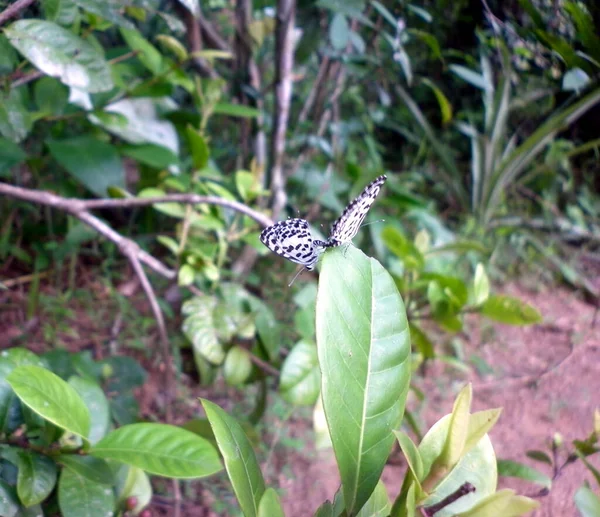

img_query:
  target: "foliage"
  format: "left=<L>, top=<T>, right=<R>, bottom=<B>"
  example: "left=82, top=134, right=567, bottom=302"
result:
left=0, top=348, right=221, bottom=515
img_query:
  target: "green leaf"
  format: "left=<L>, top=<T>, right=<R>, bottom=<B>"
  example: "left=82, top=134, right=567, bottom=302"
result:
left=497, top=459, right=551, bottom=489
left=73, top=0, right=134, bottom=28
left=5, top=20, right=113, bottom=92
left=0, top=480, right=19, bottom=517
left=480, top=295, right=542, bottom=325
left=115, top=466, right=152, bottom=515
left=525, top=450, right=552, bottom=466
left=17, top=451, right=58, bottom=506
left=575, top=486, right=600, bottom=517
left=202, top=399, right=266, bottom=517
left=41, top=0, right=78, bottom=25
left=394, top=431, right=424, bottom=482
left=258, top=488, right=284, bottom=517
left=473, top=264, right=490, bottom=306
left=58, top=466, right=115, bottom=517
left=223, top=346, right=253, bottom=387
left=330, top=13, right=350, bottom=50
left=7, top=365, right=90, bottom=440
left=382, top=226, right=424, bottom=270
left=68, top=376, right=110, bottom=444
left=449, top=65, right=492, bottom=92
left=453, top=489, right=539, bottom=517
left=420, top=78, right=452, bottom=125
left=182, top=295, right=225, bottom=365
left=280, top=341, right=321, bottom=406
left=316, top=247, right=411, bottom=515
left=34, top=77, right=69, bottom=116
left=0, top=90, right=32, bottom=143
left=120, top=143, right=179, bottom=169
left=186, top=125, right=209, bottom=170
left=409, top=323, right=435, bottom=359
left=47, top=136, right=125, bottom=197
left=56, top=455, right=114, bottom=485
left=355, top=481, right=390, bottom=517
left=90, top=423, right=222, bottom=478
left=120, top=27, right=164, bottom=75
left=0, top=349, right=44, bottom=434
left=0, top=137, right=26, bottom=176
left=213, top=103, right=261, bottom=118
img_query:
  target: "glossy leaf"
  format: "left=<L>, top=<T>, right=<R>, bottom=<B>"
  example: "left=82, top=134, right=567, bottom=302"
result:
left=355, top=481, right=390, bottom=517
left=223, top=346, right=253, bottom=387
left=453, top=489, right=539, bottom=517
left=473, top=264, right=490, bottom=306
left=17, top=451, right=58, bottom=506
left=115, top=466, right=152, bottom=515
left=90, top=423, right=222, bottom=479
left=47, top=136, right=125, bottom=197
left=280, top=341, right=321, bottom=406
left=68, top=377, right=110, bottom=445
left=5, top=20, right=113, bottom=92
left=182, top=295, right=225, bottom=365
left=480, top=295, right=542, bottom=325
left=7, top=365, right=90, bottom=440
left=316, top=246, right=411, bottom=514
left=258, top=488, right=284, bottom=517
left=202, top=399, right=266, bottom=517
left=56, top=455, right=114, bottom=485
left=58, top=466, right=115, bottom=517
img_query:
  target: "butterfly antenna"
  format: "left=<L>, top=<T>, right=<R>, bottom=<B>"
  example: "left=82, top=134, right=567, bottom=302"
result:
left=360, top=219, right=386, bottom=228
left=288, top=267, right=306, bottom=287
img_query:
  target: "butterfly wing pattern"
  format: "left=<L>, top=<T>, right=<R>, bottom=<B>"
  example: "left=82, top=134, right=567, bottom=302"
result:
left=325, top=174, right=387, bottom=247
left=259, top=218, right=322, bottom=270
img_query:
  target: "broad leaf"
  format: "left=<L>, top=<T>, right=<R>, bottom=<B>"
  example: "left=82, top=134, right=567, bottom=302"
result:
left=7, top=365, right=90, bottom=440
left=480, top=295, right=542, bottom=325
left=58, top=466, right=115, bottom=517
left=90, top=423, right=222, bottom=478
left=258, top=488, right=284, bottom=517
left=316, top=246, right=411, bottom=514
left=202, top=399, right=266, bottom=517
left=575, top=486, right=600, bottom=517
left=5, top=20, right=113, bottom=92
left=69, top=376, right=110, bottom=444
left=0, top=90, right=32, bottom=143
left=56, top=455, right=114, bottom=485
left=17, top=451, right=58, bottom=506
left=47, top=136, right=125, bottom=197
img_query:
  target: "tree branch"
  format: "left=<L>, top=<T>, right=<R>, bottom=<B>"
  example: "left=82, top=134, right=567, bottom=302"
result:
left=0, top=0, right=35, bottom=26
left=269, top=0, right=296, bottom=220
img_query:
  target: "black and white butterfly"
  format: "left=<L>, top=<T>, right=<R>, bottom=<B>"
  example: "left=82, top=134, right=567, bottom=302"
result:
left=260, top=175, right=387, bottom=273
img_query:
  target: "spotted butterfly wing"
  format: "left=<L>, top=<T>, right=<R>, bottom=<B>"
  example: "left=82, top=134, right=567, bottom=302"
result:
left=326, top=174, right=387, bottom=247
left=260, top=218, right=322, bottom=270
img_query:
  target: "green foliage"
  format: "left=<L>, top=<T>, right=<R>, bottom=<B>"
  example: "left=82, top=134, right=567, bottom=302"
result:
left=0, top=349, right=221, bottom=515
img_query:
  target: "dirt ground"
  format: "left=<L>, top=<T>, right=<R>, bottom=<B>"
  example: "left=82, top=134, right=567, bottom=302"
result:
left=1, top=278, right=598, bottom=517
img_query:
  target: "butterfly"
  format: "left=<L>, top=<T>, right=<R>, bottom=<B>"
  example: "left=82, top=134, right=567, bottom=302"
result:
left=259, top=218, right=324, bottom=271
left=322, top=174, right=387, bottom=248
left=260, top=175, right=387, bottom=275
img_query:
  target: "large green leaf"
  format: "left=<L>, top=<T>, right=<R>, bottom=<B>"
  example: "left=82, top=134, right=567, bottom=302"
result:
left=90, top=423, right=222, bottom=479
left=69, top=376, right=110, bottom=444
left=17, top=450, right=58, bottom=506
left=58, top=466, right=115, bottom=517
left=56, top=456, right=114, bottom=485
left=316, top=246, right=411, bottom=514
left=46, top=136, right=125, bottom=197
left=202, top=399, right=266, bottom=517
left=258, top=488, right=285, bottom=517
left=7, top=365, right=90, bottom=440
left=5, top=20, right=113, bottom=92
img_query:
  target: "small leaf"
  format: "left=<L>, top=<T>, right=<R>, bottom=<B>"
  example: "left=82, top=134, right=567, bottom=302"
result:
left=480, top=295, right=542, bottom=325
left=258, top=488, right=284, bottom=517
left=202, top=399, right=266, bottom=517
left=497, top=459, right=552, bottom=489
left=453, top=488, right=539, bottom=517
left=0, top=90, right=32, bottom=143
left=449, top=64, right=492, bottom=92
left=330, top=13, right=350, bottom=50
left=17, top=451, right=58, bottom=506
left=280, top=341, right=320, bottom=406
left=7, top=365, right=90, bottom=440
left=5, top=20, right=113, bottom=92
left=420, top=78, right=453, bottom=125
left=0, top=137, right=26, bottom=175
left=90, top=423, right=222, bottom=478
left=525, top=450, right=552, bottom=466
left=473, top=263, right=490, bottom=306
left=120, top=27, right=164, bottom=75
left=68, top=376, right=110, bottom=444
left=0, top=480, right=19, bottom=517
left=56, top=456, right=114, bottom=485
left=575, top=486, right=600, bottom=517
left=223, top=346, right=253, bottom=387
left=115, top=466, right=152, bottom=515
left=186, top=125, right=209, bottom=170
left=213, top=103, right=261, bottom=118
left=73, top=0, right=134, bottom=28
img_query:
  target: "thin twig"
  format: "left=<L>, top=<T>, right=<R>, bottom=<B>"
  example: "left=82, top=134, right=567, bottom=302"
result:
left=0, top=0, right=35, bottom=26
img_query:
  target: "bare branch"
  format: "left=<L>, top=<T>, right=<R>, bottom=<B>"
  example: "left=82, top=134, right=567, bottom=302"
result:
left=0, top=0, right=35, bottom=26
left=269, top=0, right=296, bottom=220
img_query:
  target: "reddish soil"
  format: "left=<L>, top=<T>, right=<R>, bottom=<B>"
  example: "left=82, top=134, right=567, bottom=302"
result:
left=1, top=276, right=598, bottom=517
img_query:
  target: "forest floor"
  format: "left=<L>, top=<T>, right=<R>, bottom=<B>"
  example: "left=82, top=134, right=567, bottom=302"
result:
left=1, top=273, right=598, bottom=517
